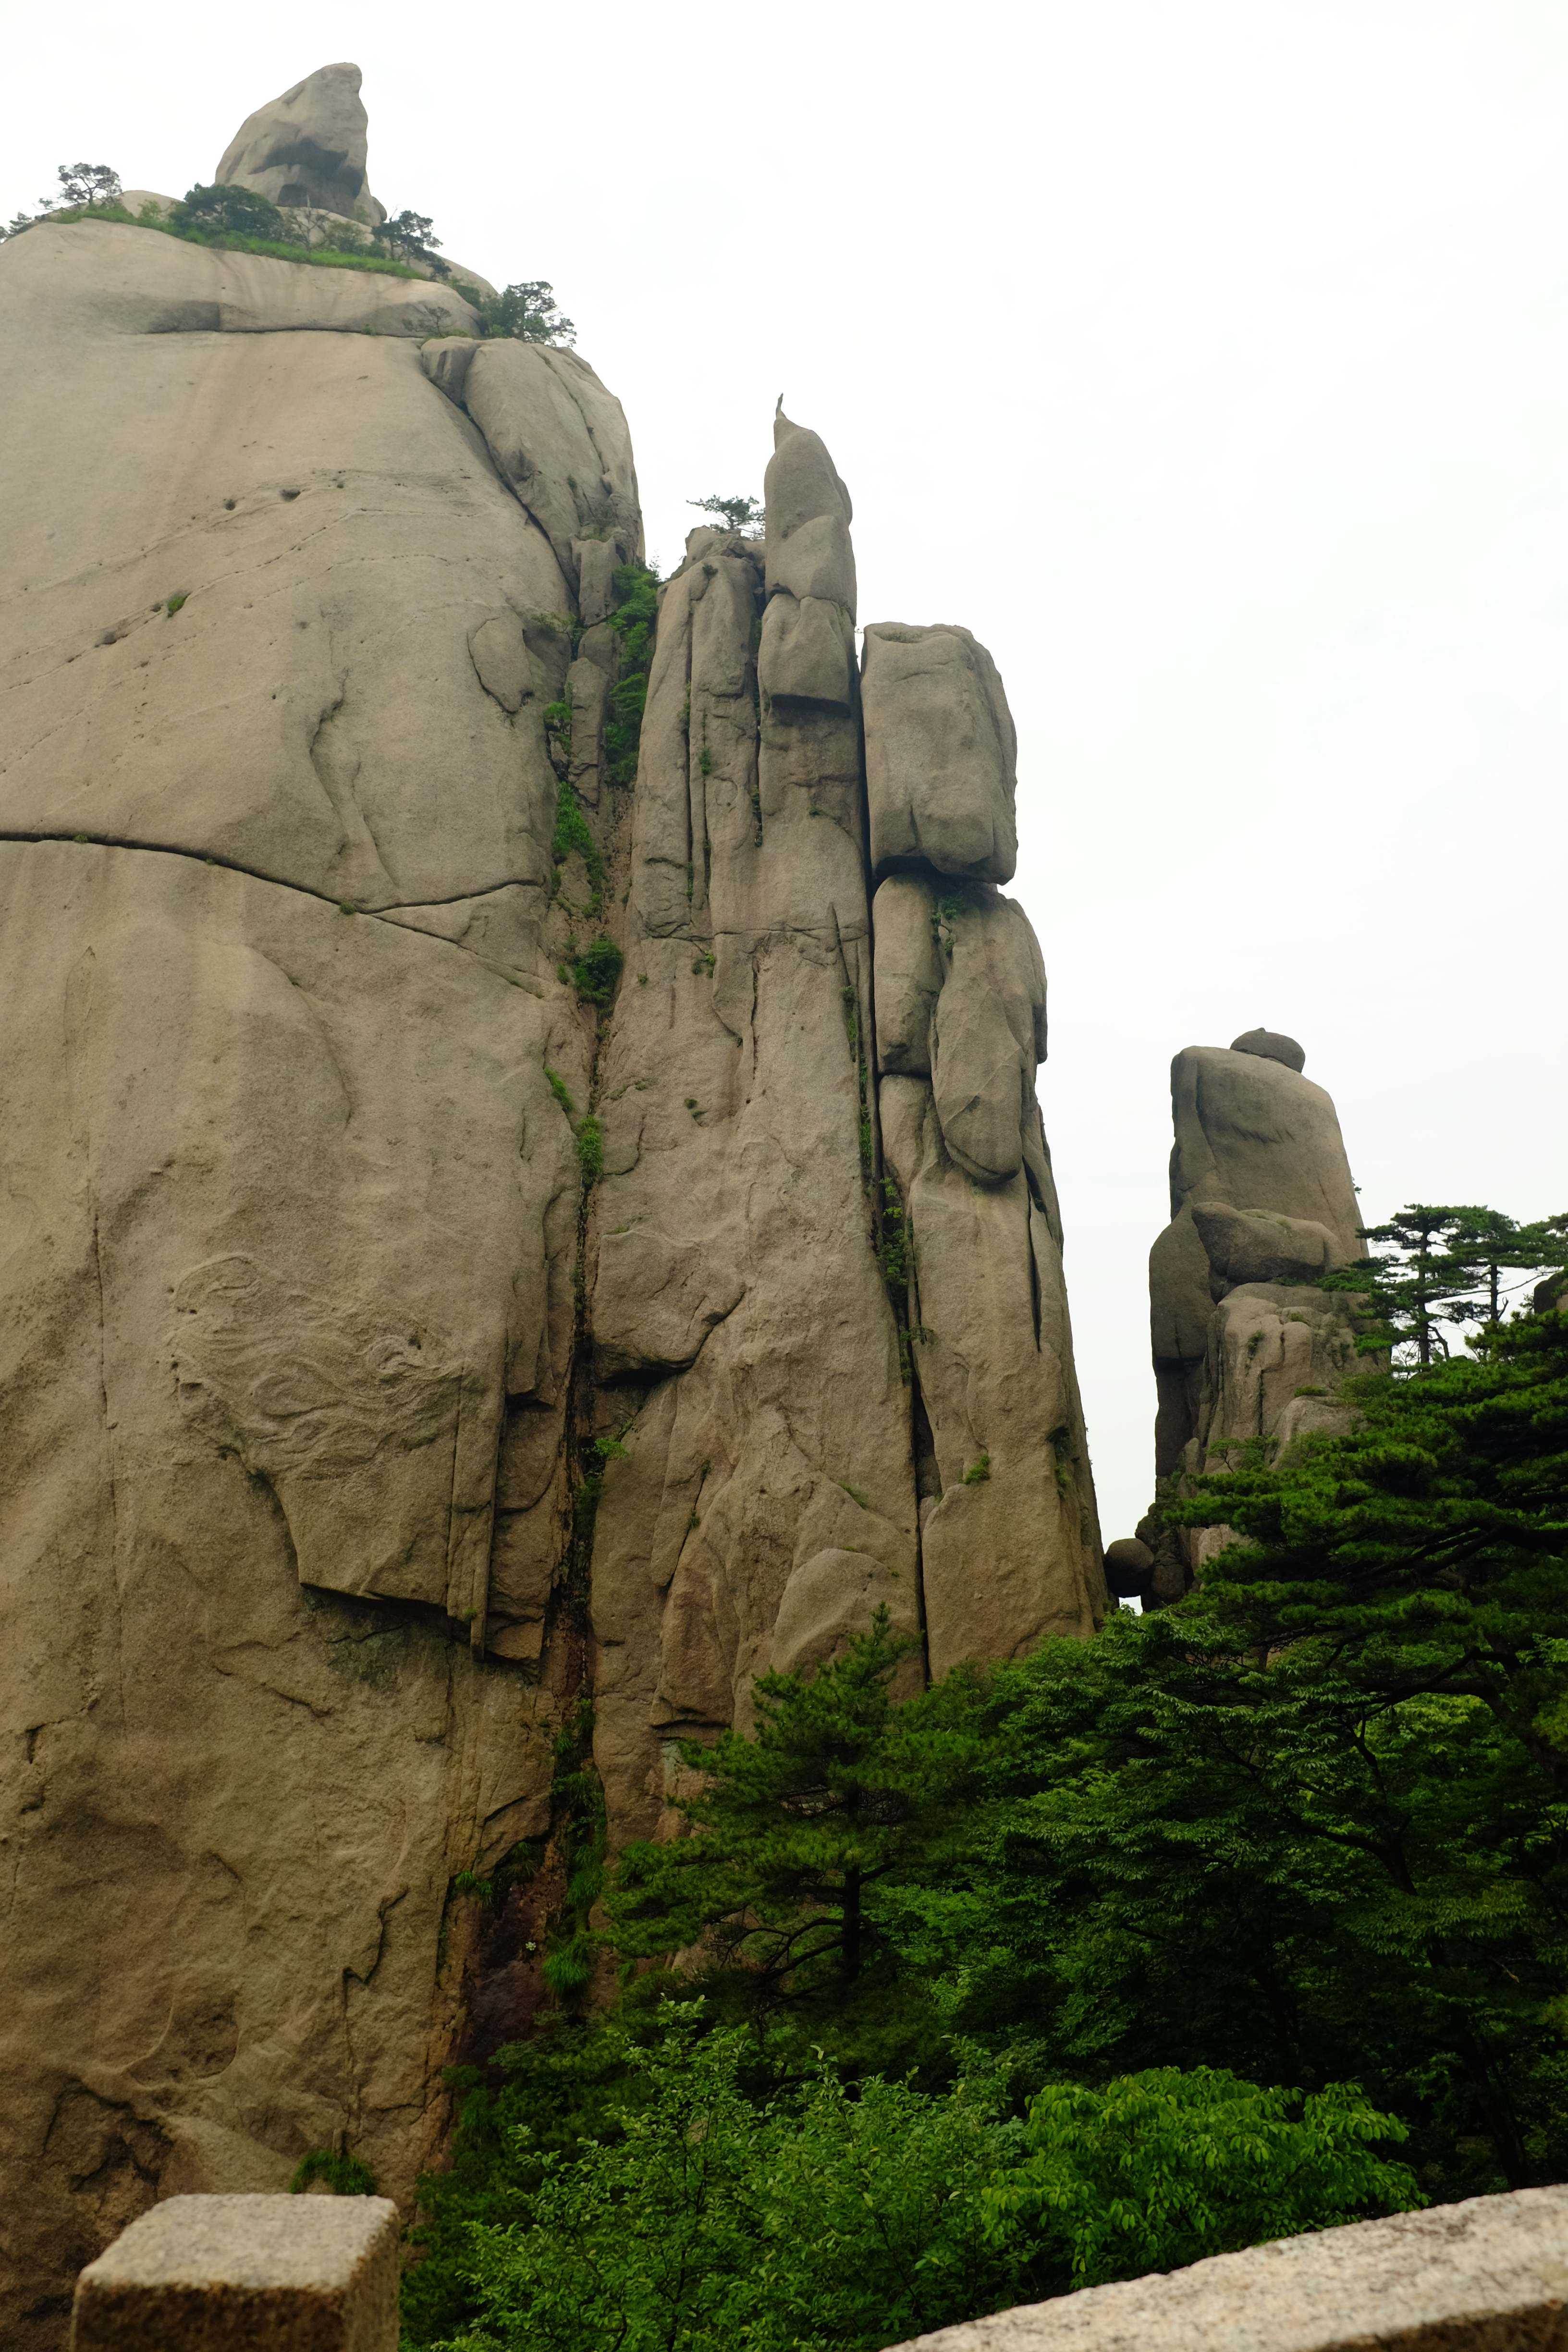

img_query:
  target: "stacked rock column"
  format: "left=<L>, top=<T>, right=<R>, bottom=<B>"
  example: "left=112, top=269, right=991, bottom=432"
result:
left=1127, top=1029, right=1369, bottom=1606
left=860, top=628, right=1106, bottom=1672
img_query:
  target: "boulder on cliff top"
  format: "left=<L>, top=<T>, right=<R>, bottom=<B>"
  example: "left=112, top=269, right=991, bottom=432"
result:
left=1231, top=1025, right=1307, bottom=1071
left=215, top=62, right=385, bottom=223
left=862, top=624, right=1018, bottom=882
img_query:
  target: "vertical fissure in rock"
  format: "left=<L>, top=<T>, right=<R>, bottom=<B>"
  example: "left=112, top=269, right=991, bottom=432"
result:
left=855, top=684, right=931, bottom=1623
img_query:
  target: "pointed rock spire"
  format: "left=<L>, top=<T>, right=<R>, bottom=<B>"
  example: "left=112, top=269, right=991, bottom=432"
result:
left=215, top=62, right=385, bottom=223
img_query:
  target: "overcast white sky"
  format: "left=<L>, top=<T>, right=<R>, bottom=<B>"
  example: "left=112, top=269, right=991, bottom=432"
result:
left=8, top=0, right=1566, bottom=1542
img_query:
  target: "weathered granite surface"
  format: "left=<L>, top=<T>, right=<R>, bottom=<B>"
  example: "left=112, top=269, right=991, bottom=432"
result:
left=0, top=205, right=602, bottom=2348
left=0, top=119, right=1102, bottom=2340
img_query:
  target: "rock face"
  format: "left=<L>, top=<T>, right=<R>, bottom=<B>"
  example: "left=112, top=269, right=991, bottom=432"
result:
left=0, top=210, right=607, bottom=2345
left=0, top=142, right=1101, bottom=2341
left=215, top=63, right=385, bottom=222
left=1132, top=1032, right=1365, bottom=1603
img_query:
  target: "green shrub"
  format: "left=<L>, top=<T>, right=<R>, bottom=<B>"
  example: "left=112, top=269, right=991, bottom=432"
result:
left=475, top=280, right=575, bottom=343
left=877, top=1176, right=909, bottom=1295
left=290, top=2148, right=378, bottom=2196
left=404, top=2020, right=1414, bottom=2352
left=172, top=182, right=286, bottom=240
left=551, top=780, right=603, bottom=903
left=986, top=2069, right=1417, bottom=2290
left=568, top=938, right=623, bottom=1009
left=576, top=1116, right=604, bottom=1187
left=375, top=207, right=449, bottom=274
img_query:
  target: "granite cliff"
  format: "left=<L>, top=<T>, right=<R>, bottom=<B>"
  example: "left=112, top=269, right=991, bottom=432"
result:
left=0, top=68, right=1103, bottom=2340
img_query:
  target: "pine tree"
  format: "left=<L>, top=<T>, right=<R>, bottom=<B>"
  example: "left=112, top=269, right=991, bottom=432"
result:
left=610, top=1610, right=983, bottom=2016
left=476, top=282, right=576, bottom=344
left=687, top=494, right=764, bottom=534
left=52, top=161, right=121, bottom=210
left=1329, top=1201, right=1568, bottom=1365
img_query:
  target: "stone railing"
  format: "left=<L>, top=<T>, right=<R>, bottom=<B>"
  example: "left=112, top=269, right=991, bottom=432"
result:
left=891, top=2188, right=1568, bottom=2352
left=69, top=2193, right=400, bottom=2350
left=69, top=2184, right=1568, bottom=2349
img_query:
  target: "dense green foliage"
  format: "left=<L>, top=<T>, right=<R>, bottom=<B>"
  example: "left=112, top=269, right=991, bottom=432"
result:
left=409, top=2021, right=1412, bottom=2352
left=407, top=1299, right=1568, bottom=2348
left=550, top=778, right=603, bottom=906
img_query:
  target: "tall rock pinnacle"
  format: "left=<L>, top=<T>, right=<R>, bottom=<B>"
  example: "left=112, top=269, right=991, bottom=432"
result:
left=1125, top=1029, right=1367, bottom=1604
left=215, top=61, right=385, bottom=222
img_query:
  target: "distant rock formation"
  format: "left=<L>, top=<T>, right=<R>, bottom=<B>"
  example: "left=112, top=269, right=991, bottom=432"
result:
left=1119, top=1031, right=1366, bottom=1605
left=216, top=62, right=385, bottom=222
left=0, top=85, right=1102, bottom=2342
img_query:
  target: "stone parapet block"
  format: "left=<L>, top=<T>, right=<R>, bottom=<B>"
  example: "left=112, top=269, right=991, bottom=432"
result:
left=70, top=2193, right=399, bottom=2351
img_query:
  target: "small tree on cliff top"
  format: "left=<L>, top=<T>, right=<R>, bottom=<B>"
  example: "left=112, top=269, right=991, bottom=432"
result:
left=478, top=281, right=576, bottom=343
left=687, top=493, right=763, bottom=534
left=52, top=161, right=122, bottom=210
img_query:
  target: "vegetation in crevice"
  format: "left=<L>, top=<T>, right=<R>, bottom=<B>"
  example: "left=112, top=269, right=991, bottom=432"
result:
left=550, top=779, right=604, bottom=912
left=842, top=986, right=874, bottom=1180
left=562, top=937, right=623, bottom=1009
left=602, top=564, right=661, bottom=787
left=543, top=700, right=574, bottom=767
left=574, top=1116, right=603, bottom=1188
left=539, top=1698, right=609, bottom=2003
